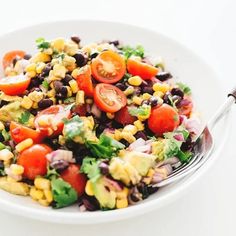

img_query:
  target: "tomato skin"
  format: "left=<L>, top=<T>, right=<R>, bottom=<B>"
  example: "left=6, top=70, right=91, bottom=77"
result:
left=10, top=122, right=44, bottom=144
left=17, top=144, right=52, bottom=180
left=60, top=164, right=87, bottom=196
left=91, top=50, right=126, bottom=84
left=34, top=105, right=71, bottom=137
left=148, top=104, right=180, bottom=136
left=2, top=50, right=25, bottom=69
left=94, top=83, right=127, bottom=113
left=73, top=104, right=87, bottom=116
left=0, top=74, right=31, bottom=96
left=127, top=58, right=158, bottom=80
left=76, top=65, right=94, bottom=97
left=115, top=106, right=136, bottom=125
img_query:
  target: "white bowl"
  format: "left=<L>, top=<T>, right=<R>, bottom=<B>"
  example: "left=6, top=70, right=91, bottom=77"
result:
left=0, top=20, right=230, bottom=224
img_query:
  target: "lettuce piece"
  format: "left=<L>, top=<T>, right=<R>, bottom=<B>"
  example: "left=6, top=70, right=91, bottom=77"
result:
left=51, top=178, right=78, bottom=209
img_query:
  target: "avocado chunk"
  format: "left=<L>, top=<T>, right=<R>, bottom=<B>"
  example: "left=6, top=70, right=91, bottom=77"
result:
left=91, top=177, right=116, bottom=209
left=0, top=101, right=26, bottom=122
left=123, top=151, right=155, bottom=176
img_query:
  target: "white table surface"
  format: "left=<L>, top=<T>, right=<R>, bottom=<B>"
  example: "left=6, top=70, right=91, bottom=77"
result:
left=0, top=0, right=236, bottom=235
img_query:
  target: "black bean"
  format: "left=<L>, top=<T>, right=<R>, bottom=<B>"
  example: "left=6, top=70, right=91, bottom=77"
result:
left=41, top=64, right=52, bottom=77
left=99, top=162, right=109, bottom=175
left=71, top=35, right=81, bottom=44
left=163, top=93, right=172, bottom=105
left=4, top=122, right=10, bottom=131
left=53, top=81, right=63, bottom=92
left=90, top=52, right=99, bottom=59
left=62, top=74, right=73, bottom=85
left=82, top=195, right=100, bottom=211
left=115, top=82, right=127, bottom=91
left=137, top=183, right=149, bottom=199
left=29, top=109, right=38, bottom=116
left=109, top=40, right=119, bottom=46
left=141, top=100, right=150, bottom=106
left=142, top=86, right=153, bottom=94
left=23, top=54, right=32, bottom=60
left=29, top=87, right=42, bottom=93
left=134, top=131, right=148, bottom=141
left=134, top=87, right=142, bottom=96
left=155, top=72, right=172, bottom=81
left=119, top=139, right=130, bottom=147
left=0, top=100, right=9, bottom=108
left=29, top=77, right=41, bottom=88
left=171, top=88, right=184, bottom=98
left=0, top=160, right=4, bottom=170
left=181, top=136, right=194, bottom=152
left=21, top=178, right=34, bottom=185
left=50, top=160, right=69, bottom=172
left=0, top=133, right=4, bottom=142
left=172, top=95, right=182, bottom=106
left=12, top=57, right=19, bottom=67
left=73, top=53, right=88, bottom=67
left=149, top=97, right=158, bottom=107
left=38, top=99, right=53, bottom=109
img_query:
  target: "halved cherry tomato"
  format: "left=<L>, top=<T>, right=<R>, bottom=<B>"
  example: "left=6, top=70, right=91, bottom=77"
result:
left=115, top=106, right=136, bottom=125
left=0, top=74, right=31, bottom=95
left=17, top=144, right=52, bottom=180
left=148, top=104, right=180, bottom=136
left=127, top=58, right=158, bottom=80
left=91, top=50, right=126, bottom=84
left=76, top=65, right=94, bottom=97
left=60, top=164, right=87, bottom=196
left=2, top=50, right=25, bottom=69
left=94, top=83, right=127, bottom=113
left=10, top=121, right=44, bottom=144
left=178, top=97, right=193, bottom=117
left=34, top=105, right=71, bottom=137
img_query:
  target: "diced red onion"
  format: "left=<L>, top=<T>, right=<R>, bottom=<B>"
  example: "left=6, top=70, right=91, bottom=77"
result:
left=156, top=157, right=180, bottom=168
left=91, top=103, right=101, bottom=118
left=173, top=133, right=185, bottom=142
left=104, top=177, right=123, bottom=191
left=128, top=138, right=146, bottom=151
left=46, top=150, right=75, bottom=163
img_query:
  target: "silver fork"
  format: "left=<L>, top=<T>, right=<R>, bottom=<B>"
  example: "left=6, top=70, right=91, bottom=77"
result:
left=153, top=89, right=236, bottom=187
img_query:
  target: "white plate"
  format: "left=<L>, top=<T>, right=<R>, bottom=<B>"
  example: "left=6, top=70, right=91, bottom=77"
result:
left=0, top=20, right=230, bottom=224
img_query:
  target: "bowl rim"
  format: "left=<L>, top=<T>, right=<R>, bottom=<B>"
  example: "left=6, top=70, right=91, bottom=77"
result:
left=0, top=19, right=231, bottom=224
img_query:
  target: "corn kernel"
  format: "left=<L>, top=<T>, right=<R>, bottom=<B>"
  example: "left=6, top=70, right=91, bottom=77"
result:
left=116, top=198, right=128, bottom=209
left=153, top=83, right=170, bottom=93
left=34, top=177, right=51, bottom=190
left=15, top=138, right=33, bottom=153
left=26, top=71, right=36, bottom=78
left=28, top=91, right=44, bottom=102
left=63, top=55, right=76, bottom=67
left=25, top=63, right=36, bottom=72
left=0, top=121, right=5, bottom=131
left=106, top=112, right=114, bottom=119
left=142, top=93, right=152, bottom=100
left=0, top=149, right=14, bottom=161
left=85, top=180, right=94, bottom=196
left=44, top=190, right=53, bottom=203
left=30, top=52, right=51, bottom=63
left=124, top=86, right=134, bottom=96
left=53, top=64, right=66, bottom=78
left=132, top=96, right=143, bottom=105
left=32, top=102, right=38, bottom=109
left=51, top=38, right=65, bottom=51
left=114, top=129, right=122, bottom=141
left=38, top=199, right=50, bottom=207
left=64, top=42, right=78, bottom=56
left=66, top=86, right=72, bottom=97
left=28, top=117, right=35, bottom=128
left=43, top=48, right=53, bottom=55
left=128, top=76, right=142, bottom=86
left=10, top=164, right=24, bottom=175
left=71, top=68, right=80, bottom=79
left=86, top=98, right=93, bottom=104
left=47, top=89, right=56, bottom=98
left=134, top=120, right=145, bottom=131
left=49, top=97, right=57, bottom=104
left=123, top=125, right=137, bottom=135
left=21, top=96, right=33, bottom=109
left=30, top=187, right=44, bottom=201
left=69, top=79, right=79, bottom=93
left=76, top=90, right=85, bottom=105
left=153, top=91, right=164, bottom=98
left=122, top=132, right=136, bottom=143
left=36, top=62, right=46, bottom=74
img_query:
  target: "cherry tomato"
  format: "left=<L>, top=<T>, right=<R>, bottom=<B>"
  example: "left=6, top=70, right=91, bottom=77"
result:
left=60, top=164, right=87, bottom=196
left=2, top=50, right=25, bottom=69
left=0, top=74, right=31, bottom=95
left=34, top=105, right=71, bottom=136
left=76, top=65, right=94, bottom=97
left=178, top=97, right=193, bottom=117
left=17, top=144, right=52, bottom=180
left=115, top=106, right=136, bottom=125
left=148, top=104, right=180, bottom=136
left=91, top=50, right=126, bottom=84
left=127, top=58, right=158, bottom=80
left=94, top=83, right=127, bottom=113
left=10, top=121, right=44, bottom=144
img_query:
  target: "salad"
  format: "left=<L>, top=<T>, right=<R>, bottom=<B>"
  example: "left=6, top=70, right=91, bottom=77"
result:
left=0, top=36, right=199, bottom=211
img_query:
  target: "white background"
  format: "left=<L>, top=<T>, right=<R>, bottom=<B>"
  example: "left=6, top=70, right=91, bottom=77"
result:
left=0, top=0, right=236, bottom=235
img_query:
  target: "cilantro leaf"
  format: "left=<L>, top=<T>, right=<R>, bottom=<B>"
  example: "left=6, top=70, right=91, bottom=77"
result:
left=128, top=104, right=151, bottom=117
left=36, top=37, right=50, bottom=50
left=176, top=82, right=191, bottom=95
left=85, top=134, right=125, bottom=159
left=51, top=178, right=78, bottom=208
left=42, top=80, right=49, bottom=89
left=18, top=111, right=31, bottom=124
left=45, top=166, right=60, bottom=180
left=80, top=157, right=101, bottom=182
left=121, top=45, right=145, bottom=59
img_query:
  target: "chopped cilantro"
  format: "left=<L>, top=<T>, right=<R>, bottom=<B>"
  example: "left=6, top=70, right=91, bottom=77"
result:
left=121, top=45, right=145, bottom=59
left=42, top=80, right=49, bottom=89
left=80, top=157, right=101, bottom=182
left=18, top=111, right=31, bottom=124
left=177, top=82, right=191, bottom=95
left=45, top=166, right=60, bottom=180
left=36, top=37, right=50, bottom=50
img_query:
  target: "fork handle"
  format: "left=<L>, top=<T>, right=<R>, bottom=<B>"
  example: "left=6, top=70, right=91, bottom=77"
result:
left=207, top=89, right=236, bottom=130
